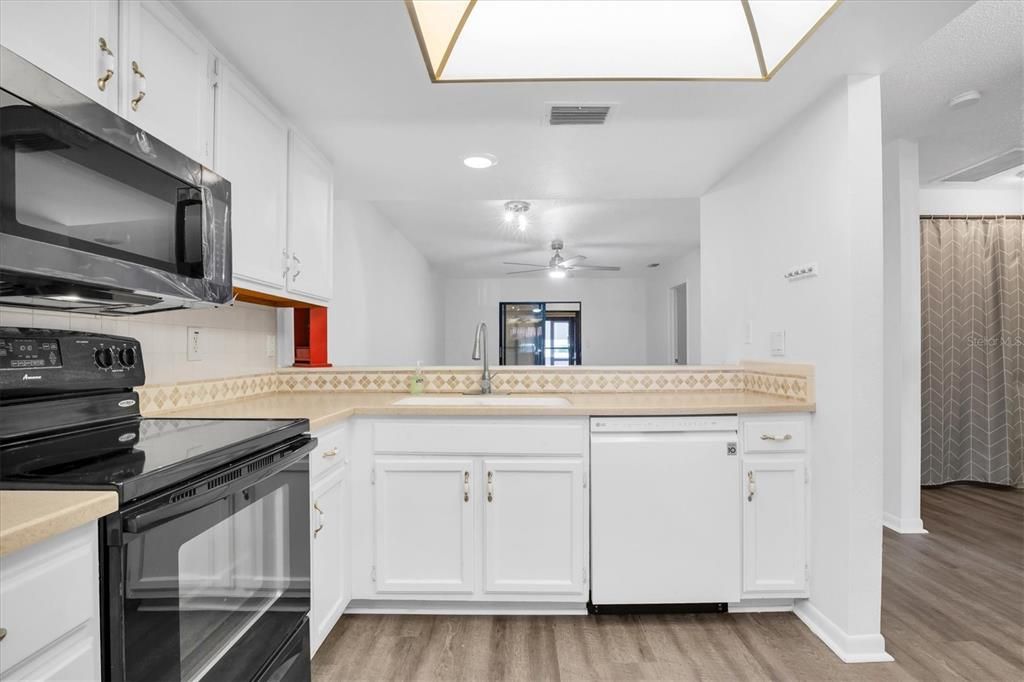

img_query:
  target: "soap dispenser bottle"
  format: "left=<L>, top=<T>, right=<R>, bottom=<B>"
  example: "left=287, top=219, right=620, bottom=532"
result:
left=410, top=361, right=425, bottom=394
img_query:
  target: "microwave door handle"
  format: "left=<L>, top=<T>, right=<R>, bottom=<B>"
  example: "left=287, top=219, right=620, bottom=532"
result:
left=123, top=439, right=315, bottom=534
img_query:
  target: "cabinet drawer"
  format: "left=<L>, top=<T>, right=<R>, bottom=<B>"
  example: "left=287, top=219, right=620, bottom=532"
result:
left=311, top=423, right=349, bottom=481
left=0, top=524, right=98, bottom=676
left=743, top=420, right=807, bottom=453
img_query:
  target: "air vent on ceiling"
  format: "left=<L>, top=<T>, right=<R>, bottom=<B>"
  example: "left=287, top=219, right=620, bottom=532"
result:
left=549, top=105, right=612, bottom=126
left=941, top=148, right=1023, bottom=182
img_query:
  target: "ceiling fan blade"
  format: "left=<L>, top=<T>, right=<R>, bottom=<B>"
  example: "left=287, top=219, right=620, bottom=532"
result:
left=560, top=255, right=587, bottom=267
left=570, top=264, right=621, bottom=271
left=503, top=261, right=548, bottom=268
left=506, top=268, right=552, bottom=275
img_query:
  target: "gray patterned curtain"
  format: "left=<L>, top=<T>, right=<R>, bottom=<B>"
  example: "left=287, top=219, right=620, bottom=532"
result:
left=921, top=215, right=1023, bottom=487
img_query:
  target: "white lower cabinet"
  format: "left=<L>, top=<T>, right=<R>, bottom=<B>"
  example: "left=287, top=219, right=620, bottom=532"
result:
left=311, top=465, right=349, bottom=654
left=482, top=458, right=585, bottom=595
left=0, top=522, right=102, bottom=681
left=373, top=458, right=476, bottom=594
left=741, top=456, right=808, bottom=597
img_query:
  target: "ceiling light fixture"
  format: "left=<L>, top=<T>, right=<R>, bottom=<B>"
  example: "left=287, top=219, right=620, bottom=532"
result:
left=407, top=0, right=840, bottom=82
left=463, top=154, right=497, bottom=169
left=503, top=200, right=530, bottom=232
left=548, top=269, right=567, bottom=280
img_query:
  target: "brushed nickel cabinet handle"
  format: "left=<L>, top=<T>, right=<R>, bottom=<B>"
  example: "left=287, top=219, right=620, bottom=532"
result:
left=0, top=627, right=6, bottom=641
left=97, top=38, right=115, bottom=91
left=487, top=471, right=494, bottom=502
left=760, top=433, right=792, bottom=442
left=747, top=471, right=756, bottom=502
left=313, top=501, right=324, bottom=537
left=130, top=61, right=146, bottom=111
left=463, top=471, right=470, bottom=502
left=322, top=447, right=338, bottom=458
left=291, top=252, right=302, bottom=281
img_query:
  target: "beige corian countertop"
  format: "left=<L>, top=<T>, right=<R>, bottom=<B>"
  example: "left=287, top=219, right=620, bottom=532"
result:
left=0, top=490, right=118, bottom=557
left=154, top=391, right=814, bottom=431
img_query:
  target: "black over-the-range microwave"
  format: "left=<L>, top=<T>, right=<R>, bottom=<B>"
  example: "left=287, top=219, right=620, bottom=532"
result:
left=0, top=46, right=232, bottom=315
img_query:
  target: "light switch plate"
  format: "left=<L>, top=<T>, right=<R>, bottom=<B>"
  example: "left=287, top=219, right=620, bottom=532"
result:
left=187, top=327, right=203, bottom=361
left=770, top=331, right=786, bottom=356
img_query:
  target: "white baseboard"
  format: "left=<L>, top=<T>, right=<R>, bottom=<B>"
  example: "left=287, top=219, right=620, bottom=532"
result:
left=794, top=601, right=894, bottom=663
left=728, top=598, right=795, bottom=613
left=882, top=512, right=929, bottom=534
left=346, top=599, right=588, bottom=616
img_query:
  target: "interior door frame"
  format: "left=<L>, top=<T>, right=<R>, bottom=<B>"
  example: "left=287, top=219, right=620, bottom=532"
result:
left=668, top=282, right=688, bottom=365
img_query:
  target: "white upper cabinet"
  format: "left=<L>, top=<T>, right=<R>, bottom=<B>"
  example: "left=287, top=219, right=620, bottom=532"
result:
left=286, top=131, right=334, bottom=301
left=0, top=0, right=120, bottom=111
left=215, top=63, right=289, bottom=291
left=373, top=458, right=476, bottom=594
left=120, top=1, right=212, bottom=164
left=482, top=458, right=585, bottom=596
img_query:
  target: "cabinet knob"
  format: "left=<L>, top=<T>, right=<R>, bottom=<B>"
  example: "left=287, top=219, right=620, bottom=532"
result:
left=97, top=38, right=115, bottom=91
left=130, top=61, right=147, bottom=111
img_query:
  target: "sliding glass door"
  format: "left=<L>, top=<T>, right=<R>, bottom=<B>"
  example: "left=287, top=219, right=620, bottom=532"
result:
left=499, top=302, right=581, bottom=366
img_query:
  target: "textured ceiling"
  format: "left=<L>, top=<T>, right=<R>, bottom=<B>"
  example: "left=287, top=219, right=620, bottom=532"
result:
left=881, top=0, right=1023, bottom=182
left=371, top=198, right=699, bottom=277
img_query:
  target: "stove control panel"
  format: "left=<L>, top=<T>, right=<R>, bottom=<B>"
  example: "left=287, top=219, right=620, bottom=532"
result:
left=0, top=328, right=145, bottom=398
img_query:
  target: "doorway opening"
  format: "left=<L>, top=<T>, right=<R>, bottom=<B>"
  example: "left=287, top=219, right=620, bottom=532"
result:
left=670, top=283, right=687, bottom=365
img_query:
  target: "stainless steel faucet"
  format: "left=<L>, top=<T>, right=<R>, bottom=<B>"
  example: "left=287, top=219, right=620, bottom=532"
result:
left=471, top=322, right=492, bottom=394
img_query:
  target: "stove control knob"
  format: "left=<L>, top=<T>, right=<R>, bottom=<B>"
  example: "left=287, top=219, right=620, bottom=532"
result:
left=95, top=347, right=114, bottom=369
left=119, top=347, right=137, bottom=368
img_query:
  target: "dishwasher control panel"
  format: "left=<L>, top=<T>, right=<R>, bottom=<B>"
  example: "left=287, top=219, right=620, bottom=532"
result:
left=590, top=416, right=739, bottom=432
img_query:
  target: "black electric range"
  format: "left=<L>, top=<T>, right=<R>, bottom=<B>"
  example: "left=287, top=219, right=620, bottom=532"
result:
left=0, top=328, right=313, bottom=682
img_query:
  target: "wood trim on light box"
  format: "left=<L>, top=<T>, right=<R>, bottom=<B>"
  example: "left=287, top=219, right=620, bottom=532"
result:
left=233, top=287, right=321, bottom=309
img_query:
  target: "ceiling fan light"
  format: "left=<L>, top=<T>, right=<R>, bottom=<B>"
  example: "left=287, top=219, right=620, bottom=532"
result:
left=548, top=269, right=567, bottom=279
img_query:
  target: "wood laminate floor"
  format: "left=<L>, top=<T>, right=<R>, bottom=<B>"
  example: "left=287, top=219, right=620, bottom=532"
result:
left=313, top=485, right=1024, bottom=681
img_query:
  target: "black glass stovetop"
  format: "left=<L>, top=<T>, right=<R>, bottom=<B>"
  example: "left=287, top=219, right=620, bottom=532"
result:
left=0, top=417, right=309, bottom=504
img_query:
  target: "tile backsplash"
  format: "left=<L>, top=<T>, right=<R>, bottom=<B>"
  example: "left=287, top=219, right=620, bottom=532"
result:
left=0, top=303, right=278, bottom=385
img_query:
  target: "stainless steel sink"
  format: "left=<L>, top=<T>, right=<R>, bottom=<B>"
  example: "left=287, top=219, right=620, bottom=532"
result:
left=393, top=395, right=571, bottom=407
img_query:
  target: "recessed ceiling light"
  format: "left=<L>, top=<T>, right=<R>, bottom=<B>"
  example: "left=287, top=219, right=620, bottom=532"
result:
left=948, top=90, right=982, bottom=109
left=407, top=0, right=840, bottom=82
left=463, top=154, right=497, bottom=169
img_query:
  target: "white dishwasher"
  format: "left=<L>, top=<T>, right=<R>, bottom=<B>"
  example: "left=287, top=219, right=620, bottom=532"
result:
left=590, top=416, right=741, bottom=609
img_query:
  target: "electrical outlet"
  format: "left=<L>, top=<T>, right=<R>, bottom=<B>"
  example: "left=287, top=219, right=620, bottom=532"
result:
left=266, top=334, right=277, bottom=358
left=187, top=327, right=203, bottom=361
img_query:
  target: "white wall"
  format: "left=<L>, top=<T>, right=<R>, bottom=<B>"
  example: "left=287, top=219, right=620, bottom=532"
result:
left=443, top=277, right=648, bottom=366
left=0, top=303, right=277, bottom=385
left=319, top=200, right=443, bottom=366
left=881, top=139, right=926, bottom=534
left=919, top=183, right=1024, bottom=214
left=645, top=249, right=701, bottom=364
left=701, top=77, right=889, bottom=661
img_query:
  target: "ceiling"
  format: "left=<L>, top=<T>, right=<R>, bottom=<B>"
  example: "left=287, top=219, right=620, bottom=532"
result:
left=881, top=0, right=1023, bottom=183
left=175, top=0, right=970, bottom=201
left=372, top=199, right=699, bottom=277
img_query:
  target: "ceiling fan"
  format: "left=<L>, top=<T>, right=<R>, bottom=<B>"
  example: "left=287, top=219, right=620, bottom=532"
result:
left=504, top=240, right=621, bottom=278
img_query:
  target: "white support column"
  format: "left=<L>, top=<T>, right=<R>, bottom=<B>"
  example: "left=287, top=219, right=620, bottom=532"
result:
left=881, top=139, right=926, bottom=534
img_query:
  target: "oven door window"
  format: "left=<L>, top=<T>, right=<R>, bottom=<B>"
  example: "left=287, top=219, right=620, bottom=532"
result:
left=121, top=461, right=309, bottom=682
left=0, top=91, right=204, bottom=278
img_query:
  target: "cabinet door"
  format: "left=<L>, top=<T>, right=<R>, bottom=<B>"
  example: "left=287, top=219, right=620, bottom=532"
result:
left=482, top=458, right=585, bottom=595
left=286, top=131, right=334, bottom=301
left=120, top=0, right=211, bottom=163
left=742, top=457, right=807, bottom=595
left=374, top=458, right=475, bottom=594
left=311, top=466, right=349, bottom=655
left=0, top=0, right=119, bottom=110
left=215, top=64, right=289, bottom=291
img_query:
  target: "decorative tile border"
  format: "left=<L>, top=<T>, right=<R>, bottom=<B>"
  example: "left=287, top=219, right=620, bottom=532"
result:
left=141, top=363, right=814, bottom=414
